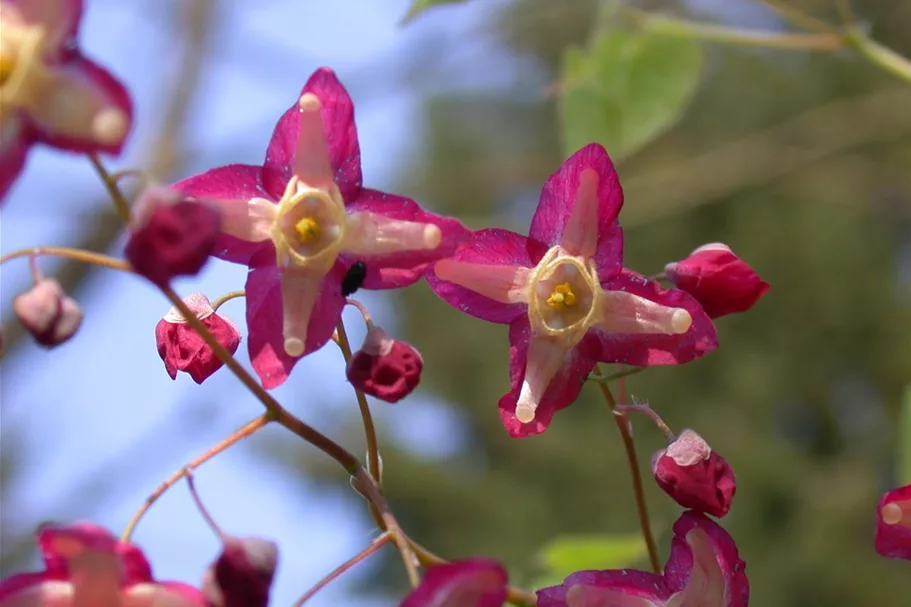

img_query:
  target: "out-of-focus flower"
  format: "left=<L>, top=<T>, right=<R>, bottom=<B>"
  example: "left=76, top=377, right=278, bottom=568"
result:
left=173, top=67, right=468, bottom=389
left=202, top=537, right=278, bottom=607
left=537, top=511, right=749, bottom=607
left=652, top=429, right=736, bottom=518
left=0, top=0, right=133, bottom=200
left=400, top=559, right=508, bottom=607
left=346, top=324, right=423, bottom=403
left=124, top=186, right=221, bottom=286
left=664, top=243, right=769, bottom=319
left=155, top=293, right=241, bottom=384
left=875, top=484, right=911, bottom=561
left=0, top=522, right=206, bottom=606
left=13, top=277, right=82, bottom=347
left=427, top=143, right=717, bottom=437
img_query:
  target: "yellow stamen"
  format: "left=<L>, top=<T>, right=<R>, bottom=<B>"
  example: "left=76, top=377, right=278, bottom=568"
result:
left=294, top=217, right=320, bottom=243
left=0, top=55, right=15, bottom=85
left=546, top=282, right=577, bottom=309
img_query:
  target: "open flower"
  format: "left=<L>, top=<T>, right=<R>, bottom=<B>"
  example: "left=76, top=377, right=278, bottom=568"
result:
left=400, top=559, right=508, bottom=607
left=0, top=0, right=133, bottom=200
left=875, top=484, right=911, bottom=561
left=537, top=511, right=749, bottom=607
left=427, top=144, right=717, bottom=437
left=174, top=68, right=467, bottom=388
left=0, top=522, right=205, bottom=606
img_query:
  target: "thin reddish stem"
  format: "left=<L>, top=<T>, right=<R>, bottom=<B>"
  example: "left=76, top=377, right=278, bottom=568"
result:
left=211, top=290, right=245, bottom=312
left=345, top=298, right=374, bottom=327
left=1, top=247, right=132, bottom=273
left=293, top=532, right=391, bottom=606
left=185, top=469, right=225, bottom=541
left=89, top=152, right=132, bottom=223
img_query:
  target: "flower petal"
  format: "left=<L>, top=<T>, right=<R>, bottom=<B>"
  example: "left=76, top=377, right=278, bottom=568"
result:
left=498, top=317, right=599, bottom=438
left=427, top=228, right=545, bottom=324
left=264, top=68, right=361, bottom=201
left=537, top=570, right=669, bottom=607
left=663, top=512, right=748, bottom=607
left=173, top=164, right=274, bottom=265
left=27, top=54, right=132, bottom=155
left=244, top=250, right=346, bottom=389
left=0, top=117, right=31, bottom=201
left=400, top=559, right=508, bottom=607
left=0, top=576, right=72, bottom=607
left=593, top=271, right=717, bottom=366
left=875, top=484, right=911, bottom=560
left=38, top=526, right=121, bottom=607
left=209, top=197, right=277, bottom=245
left=529, top=144, right=624, bottom=276
left=6, top=0, right=82, bottom=51
left=122, top=582, right=207, bottom=607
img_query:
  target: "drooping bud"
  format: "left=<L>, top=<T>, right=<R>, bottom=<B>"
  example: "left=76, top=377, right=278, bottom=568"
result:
left=202, top=537, right=279, bottom=607
left=400, top=559, right=508, bottom=607
left=664, top=243, right=769, bottom=319
left=124, top=186, right=221, bottom=286
left=13, top=278, right=83, bottom=348
left=652, top=429, right=736, bottom=518
left=155, top=294, right=241, bottom=384
left=875, top=484, right=911, bottom=561
left=346, top=325, right=423, bottom=403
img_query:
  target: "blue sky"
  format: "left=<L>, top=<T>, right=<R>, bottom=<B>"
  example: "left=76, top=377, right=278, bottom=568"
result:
left=0, top=1, right=491, bottom=605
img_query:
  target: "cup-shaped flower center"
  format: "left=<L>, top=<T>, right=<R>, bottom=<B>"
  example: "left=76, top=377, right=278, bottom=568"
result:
left=528, top=249, right=598, bottom=347
left=272, top=176, right=346, bottom=272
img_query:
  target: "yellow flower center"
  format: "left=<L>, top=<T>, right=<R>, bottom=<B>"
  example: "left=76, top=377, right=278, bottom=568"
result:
left=0, top=54, right=15, bottom=86
left=294, top=217, right=320, bottom=243
left=546, top=282, right=577, bottom=309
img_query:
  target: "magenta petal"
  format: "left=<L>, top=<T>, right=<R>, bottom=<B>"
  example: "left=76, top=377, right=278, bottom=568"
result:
left=400, top=559, right=508, bottom=607
left=264, top=68, right=362, bottom=201
left=427, top=228, right=545, bottom=324
left=537, top=569, right=669, bottom=607
left=875, top=484, right=911, bottom=560
left=0, top=120, right=32, bottom=202
left=664, top=511, right=749, bottom=606
left=342, top=189, right=470, bottom=289
left=594, top=271, right=718, bottom=366
left=244, top=250, right=346, bottom=389
left=12, top=0, right=83, bottom=51
left=173, top=164, right=274, bottom=265
left=498, top=317, right=599, bottom=438
left=529, top=143, right=624, bottom=275
left=117, top=542, right=154, bottom=585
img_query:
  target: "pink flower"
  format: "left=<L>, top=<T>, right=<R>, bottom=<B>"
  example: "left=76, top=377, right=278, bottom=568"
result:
left=537, top=511, right=749, bottom=607
left=202, top=537, right=278, bottom=607
left=155, top=293, right=241, bottom=384
left=173, top=68, right=467, bottom=389
left=652, top=429, right=736, bottom=518
left=664, top=243, right=769, bottom=319
left=0, top=522, right=206, bottom=607
left=427, top=144, right=717, bottom=437
left=346, top=324, right=423, bottom=403
left=125, top=186, right=222, bottom=286
left=400, top=559, right=508, bottom=607
left=0, top=0, right=133, bottom=200
left=13, top=277, right=82, bottom=347
left=875, top=484, right=911, bottom=561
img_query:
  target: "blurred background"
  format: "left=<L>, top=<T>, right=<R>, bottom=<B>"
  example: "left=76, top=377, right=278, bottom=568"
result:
left=2, top=0, right=911, bottom=605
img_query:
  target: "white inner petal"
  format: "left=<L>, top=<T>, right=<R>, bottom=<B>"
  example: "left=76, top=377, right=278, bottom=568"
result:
left=434, top=259, right=530, bottom=305
left=280, top=267, right=325, bottom=357
left=343, top=211, right=442, bottom=256
left=595, top=291, right=691, bottom=335
left=560, top=167, right=601, bottom=258
left=515, top=336, right=569, bottom=424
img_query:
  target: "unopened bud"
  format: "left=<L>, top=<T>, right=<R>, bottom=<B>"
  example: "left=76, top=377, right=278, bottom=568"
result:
left=13, top=279, right=83, bottom=347
left=202, top=536, right=278, bottom=607
left=652, top=429, right=736, bottom=518
left=346, top=325, right=423, bottom=403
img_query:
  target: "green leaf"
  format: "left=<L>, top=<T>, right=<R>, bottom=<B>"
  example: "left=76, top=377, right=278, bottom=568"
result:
left=534, top=533, right=648, bottom=588
left=401, top=0, right=470, bottom=24
left=558, top=28, right=703, bottom=160
left=899, top=384, right=911, bottom=485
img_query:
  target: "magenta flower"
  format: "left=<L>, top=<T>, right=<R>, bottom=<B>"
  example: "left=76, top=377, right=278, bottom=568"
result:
left=427, top=144, right=717, bottom=437
left=400, top=559, right=508, bottom=607
left=875, top=484, right=911, bottom=561
left=0, top=522, right=205, bottom=607
left=537, top=511, right=749, bottom=607
left=174, top=68, right=467, bottom=388
left=0, top=0, right=133, bottom=200
left=652, top=429, right=737, bottom=518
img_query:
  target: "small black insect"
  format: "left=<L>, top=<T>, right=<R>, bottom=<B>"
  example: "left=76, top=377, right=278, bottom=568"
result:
left=341, top=261, right=367, bottom=297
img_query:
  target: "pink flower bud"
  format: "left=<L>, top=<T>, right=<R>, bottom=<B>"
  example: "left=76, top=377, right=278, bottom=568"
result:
left=155, top=294, right=241, bottom=384
left=875, top=484, right=911, bottom=561
left=401, top=559, right=508, bottom=607
left=125, top=186, right=221, bottom=286
left=652, top=429, right=736, bottom=518
left=346, top=325, right=423, bottom=403
left=664, top=243, right=769, bottom=319
left=202, top=537, right=278, bottom=607
left=13, top=278, right=83, bottom=347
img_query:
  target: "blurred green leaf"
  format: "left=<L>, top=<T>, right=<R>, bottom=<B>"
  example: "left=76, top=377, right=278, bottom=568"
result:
left=540, top=533, right=647, bottom=576
left=559, top=28, right=703, bottom=159
left=899, top=385, right=911, bottom=485
left=402, top=0, right=470, bottom=23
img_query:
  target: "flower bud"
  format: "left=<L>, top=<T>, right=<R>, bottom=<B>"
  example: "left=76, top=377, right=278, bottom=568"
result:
left=664, top=243, right=769, bottom=319
left=13, top=279, right=83, bottom=347
left=202, top=537, right=278, bottom=607
left=346, top=325, right=423, bottom=403
left=401, top=559, right=508, bottom=607
left=125, top=186, right=221, bottom=286
left=875, top=484, right=911, bottom=561
left=652, top=429, right=736, bottom=518
left=155, top=294, right=241, bottom=384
